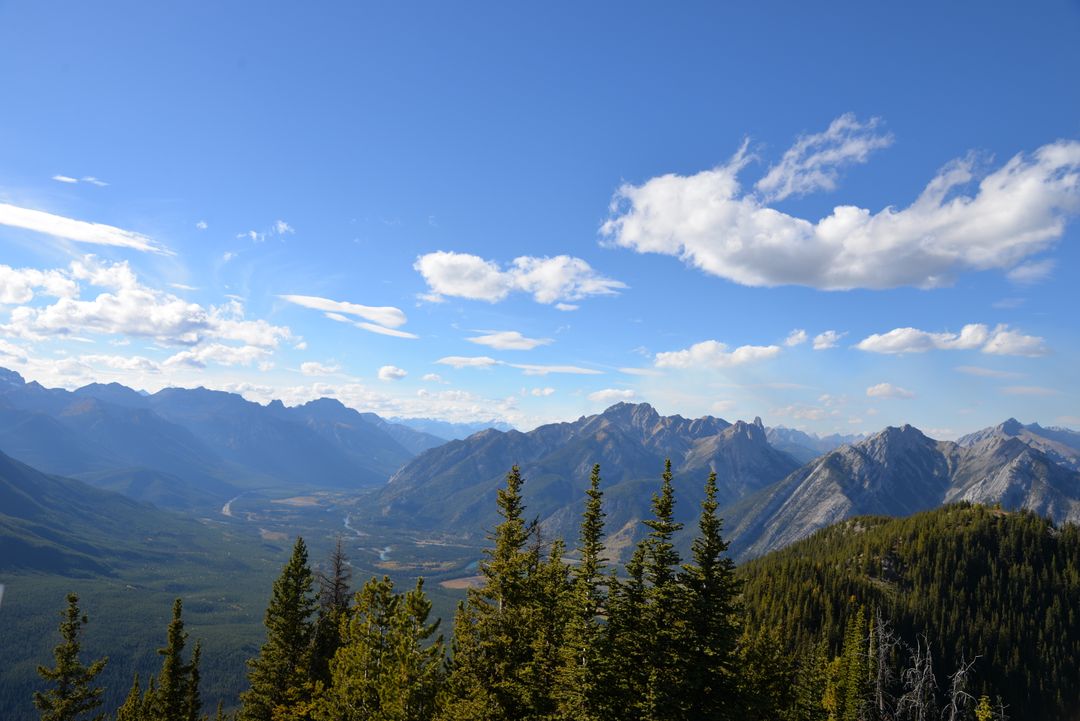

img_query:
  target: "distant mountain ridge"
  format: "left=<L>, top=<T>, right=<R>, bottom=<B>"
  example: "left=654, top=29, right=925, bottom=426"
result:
left=727, top=422, right=1080, bottom=559
left=764, top=426, right=864, bottom=463
left=371, top=402, right=803, bottom=551
left=387, top=416, right=516, bottom=441
left=0, top=368, right=448, bottom=509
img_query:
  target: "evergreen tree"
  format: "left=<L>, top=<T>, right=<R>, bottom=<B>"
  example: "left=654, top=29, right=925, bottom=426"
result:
left=680, top=471, right=741, bottom=720
left=185, top=641, right=202, bottom=721
left=34, top=592, right=107, bottom=721
left=438, top=466, right=544, bottom=721
left=317, top=575, right=444, bottom=721
left=640, top=459, right=687, bottom=721
left=839, top=606, right=868, bottom=721
left=555, top=464, right=607, bottom=721
left=240, top=537, right=318, bottom=721
left=603, top=546, right=649, bottom=721
left=152, top=598, right=191, bottom=721
left=312, top=536, right=352, bottom=686
left=115, top=675, right=143, bottom=721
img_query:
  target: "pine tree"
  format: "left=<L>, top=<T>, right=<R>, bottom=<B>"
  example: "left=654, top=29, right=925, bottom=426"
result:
left=185, top=641, right=202, bottom=721
left=839, top=607, right=868, bottom=721
left=34, top=592, right=107, bottom=721
left=312, top=536, right=352, bottom=686
left=681, top=471, right=741, bottom=720
left=240, top=537, right=318, bottom=721
left=317, top=576, right=444, bottom=721
left=438, top=466, right=543, bottom=721
left=152, top=598, right=190, bottom=721
left=603, top=546, right=649, bottom=721
left=555, top=464, right=607, bottom=721
left=115, top=675, right=143, bottom=721
left=640, top=459, right=687, bottom=721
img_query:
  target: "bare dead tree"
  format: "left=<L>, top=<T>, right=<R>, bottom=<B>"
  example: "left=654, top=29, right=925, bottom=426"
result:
left=896, top=636, right=938, bottom=721
left=869, top=609, right=901, bottom=720
left=942, top=653, right=979, bottom=721
left=317, top=534, right=352, bottom=613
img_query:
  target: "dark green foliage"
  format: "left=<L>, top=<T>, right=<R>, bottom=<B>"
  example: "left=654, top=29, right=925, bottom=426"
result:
left=680, top=471, right=741, bottom=719
left=239, top=537, right=317, bottom=721
left=115, top=675, right=142, bottom=721
left=311, top=537, right=352, bottom=687
left=316, top=576, right=444, bottom=721
left=33, top=593, right=107, bottom=721
left=738, top=504, right=1080, bottom=720
left=151, top=599, right=190, bottom=721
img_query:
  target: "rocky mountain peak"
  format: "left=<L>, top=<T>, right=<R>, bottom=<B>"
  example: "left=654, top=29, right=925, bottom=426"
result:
left=0, top=367, right=25, bottom=389
left=998, top=418, right=1024, bottom=436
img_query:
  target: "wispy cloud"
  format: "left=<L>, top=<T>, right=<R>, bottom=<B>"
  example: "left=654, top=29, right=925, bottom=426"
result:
left=866, top=382, right=915, bottom=399
left=0, top=203, right=171, bottom=254
left=280, top=294, right=408, bottom=329
left=588, top=388, right=636, bottom=402
left=467, top=330, right=553, bottom=351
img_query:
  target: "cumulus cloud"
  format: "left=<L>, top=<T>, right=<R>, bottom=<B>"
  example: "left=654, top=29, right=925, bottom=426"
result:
left=414, top=251, right=625, bottom=305
left=866, top=382, right=915, bottom=399
left=601, top=119, right=1080, bottom=290
left=0, top=202, right=172, bottom=254
left=421, top=373, right=445, bottom=383
left=0, top=264, right=78, bottom=304
left=300, top=361, right=340, bottom=376
left=856, top=323, right=1047, bottom=357
left=588, top=388, right=636, bottom=403
left=378, top=365, right=408, bottom=381
left=785, top=329, right=808, bottom=347
left=164, top=343, right=271, bottom=369
left=2, top=257, right=291, bottom=349
left=654, top=340, right=781, bottom=369
left=812, top=330, right=845, bottom=350
left=467, top=330, right=552, bottom=351
left=756, top=114, right=894, bottom=201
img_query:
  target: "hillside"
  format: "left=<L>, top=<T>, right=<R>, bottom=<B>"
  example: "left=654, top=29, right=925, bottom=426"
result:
left=738, top=504, right=1080, bottom=720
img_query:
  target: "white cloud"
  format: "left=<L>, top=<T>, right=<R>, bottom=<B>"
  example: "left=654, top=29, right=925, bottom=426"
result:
left=82, top=176, right=108, bottom=187
left=0, top=264, right=78, bottom=304
left=601, top=121, right=1080, bottom=290
left=507, top=362, right=601, bottom=376
left=79, top=354, right=160, bottom=372
left=274, top=220, right=295, bottom=235
left=421, top=373, right=445, bottom=383
left=756, top=114, right=894, bottom=201
left=164, top=343, right=271, bottom=369
left=588, top=388, right=636, bottom=403
left=195, top=220, right=208, bottom=230
left=555, top=303, right=579, bottom=311
left=169, top=283, right=198, bottom=291
left=955, top=365, right=1023, bottom=379
left=530, top=387, right=555, bottom=396
left=981, top=328, right=1048, bottom=357
left=1006, top=258, right=1055, bottom=285
left=856, top=323, right=1047, bottom=357
left=378, top=365, right=408, bottom=381
left=0, top=203, right=171, bottom=254
left=467, top=330, right=552, bottom=351
left=300, top=361, right=340, bottom=376
left=52, top=175, right=79, bottom=184
left=223, top=252, right=236, bottom=262
left=1001, top=385, right=1056, bottom=396
left=414, top=251, right=625, bottom=305
left=785, top=329, right=808, bottom=347
left=812, top=330, right=845, bottom=350
left=280, top=294, right=407, bottom=328
left=354, top=322, right=419, bottom=339
left=866, top=382, right=915, bottom=399
left=654, top=340, right=781, bottom=369
left=1, top=257, right=291, bottom=350
left=619, top=367, right=663, bottom=377
left=437, top=355, right=499, bottom=369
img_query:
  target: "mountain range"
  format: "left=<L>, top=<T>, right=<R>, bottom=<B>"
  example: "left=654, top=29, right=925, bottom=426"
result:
left=0, top=368, right=443, bottom=509
left=369, top=404, right=1080, bottom=561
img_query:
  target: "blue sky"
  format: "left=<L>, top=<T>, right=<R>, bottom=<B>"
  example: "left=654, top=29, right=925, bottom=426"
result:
left=1, top=1, right=1078, bottom=437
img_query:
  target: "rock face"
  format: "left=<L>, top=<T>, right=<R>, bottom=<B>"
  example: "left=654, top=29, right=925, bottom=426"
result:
left=373, top=403, right=802, bottom=549
left=958, top=418, right=1080, bottom=471
left=765, top=426, right=864, bottom=464
left=727, top=423, right=1080, bottom=560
